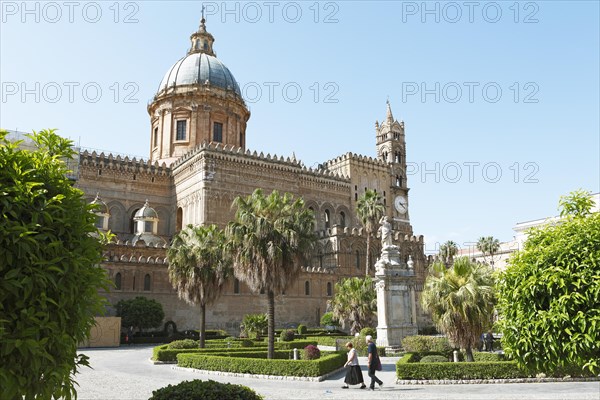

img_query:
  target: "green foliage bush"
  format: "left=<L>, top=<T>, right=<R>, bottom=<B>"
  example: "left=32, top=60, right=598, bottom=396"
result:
left=350, top=336, right=386, bottom=357
left=168, top=339, right=198, bottom=349
left=304, top=345, right=321, bottom=360
left=308, top=335, right=353, bottom=347
left=397, top=360, right=525, bottom=380
left=0, top=129, right=110, bottom=399
left=498, top=194, right=600, bottom=375
left=473, top=352, right=504, bottom=362
left=280, top=329, right=295, bottom=342
left=242, top=313, right=268, bottom=339
left=420, top=355, right=449, bottom=363
left=320, top=312, right=339, bottom=328
left=402, top=335, right=452, bottom=355
left=297, top=324, right=307, bottom=335
left=116, top=296, right=165, bottom=331
left=149, top=379, right=263, bottom=400
left=360, top=327, right=376, bottom=337
left=177, top=352, right=346, bottom=377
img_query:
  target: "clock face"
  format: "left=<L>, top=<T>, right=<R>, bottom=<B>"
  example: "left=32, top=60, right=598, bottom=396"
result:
left=394, top=195, right=407, bottom=213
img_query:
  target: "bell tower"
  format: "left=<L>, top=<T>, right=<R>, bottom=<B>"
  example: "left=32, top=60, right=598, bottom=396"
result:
left=376, top=101, right=411, bottom=233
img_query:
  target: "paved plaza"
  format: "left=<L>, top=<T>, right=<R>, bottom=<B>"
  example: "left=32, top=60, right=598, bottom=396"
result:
left=73, top=346, right=599, bottom=400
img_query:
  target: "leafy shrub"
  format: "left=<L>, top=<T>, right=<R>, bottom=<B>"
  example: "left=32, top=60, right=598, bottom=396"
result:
left=420, top=355, right=448, bottom=363
left=308, top=335, right=353, bottom=347
left=320, top=312, right=339, bottom=328
left=168, top=339, right=198, bottom=349
left=297, top=324, right=307, bottom=335
left=350, top=336, right=386, bottom=357
left=0, top=129, right=110, bottom=399
left=360, top=327, right=376, bottom=337
left=241, top=339, right=254, bottom=347
left=280, top=329, right=295, bottom=342
left=304, top=345, right=321, bottom=360
left=242, top=314, right=268, bottom=339
left=474, top=352, right=505, bottom=362
left=402, top=335, right=452, bottom=355
left=149, top=379, right=263, bottom=400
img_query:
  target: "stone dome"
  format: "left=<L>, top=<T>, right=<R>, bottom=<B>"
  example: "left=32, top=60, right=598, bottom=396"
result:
left=157, top=52, right=241, bottom=97
left=134, top=200, right=158, bottom=219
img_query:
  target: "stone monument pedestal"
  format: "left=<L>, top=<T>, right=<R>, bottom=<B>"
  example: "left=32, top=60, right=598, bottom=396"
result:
left=374, top=245, right=418, bottom=349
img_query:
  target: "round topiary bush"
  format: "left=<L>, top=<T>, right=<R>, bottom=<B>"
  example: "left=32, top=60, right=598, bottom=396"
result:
left=303, top=344, right=321, bottom=360
left=280, top=329, right=295, bottom=342
left=167, top=339, right=198, bottom=349
left=419, top=355, right=449, bottom=363
left=297, top=324, right=307, bottom=335
left=240, top=339, right=254, bottom=347
left=360, top=327, right=376, bottom=338
left=149, top=379, right=263, bottom=400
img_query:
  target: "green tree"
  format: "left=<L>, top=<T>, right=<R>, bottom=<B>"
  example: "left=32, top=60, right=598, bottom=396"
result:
left=0, top=129, right=110, bottom=399
left=421, top=257, right=496, bottom=361
left=226, top=189, right=315, bottom=359
left=320, top=312, right=339, bottom=328
left=242, top=313, right=268, bottom=339
left=167, top=224, right=230, bottom=348
left=329, top=276, right=377, bottom=334
left=476, top=236, right=500, bottom=267
left=356, top=189, right=385, bottom=275
left=115, top=296, right=165, bottom=332
left=439, top=240, right=459, bottom=260
left=497, top=190, right=600, bottom=375
left=558, top=188, right=594, bottom=217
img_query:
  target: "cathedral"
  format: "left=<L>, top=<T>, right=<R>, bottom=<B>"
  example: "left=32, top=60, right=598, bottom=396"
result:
left=74, top=16, right=430, bottom=334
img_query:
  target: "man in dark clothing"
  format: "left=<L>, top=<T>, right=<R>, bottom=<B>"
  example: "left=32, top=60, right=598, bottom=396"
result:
left=485, top=331, right=494, bottom=352
left=366, top=335, right=383, bottom=390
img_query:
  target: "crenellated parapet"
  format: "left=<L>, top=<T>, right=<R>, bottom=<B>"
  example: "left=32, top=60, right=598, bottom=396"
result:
left=171, top=141, right=351, bottom=186
left=322, top=151, right=389, bottom=170
left=79, top=150, right=171, bottom=177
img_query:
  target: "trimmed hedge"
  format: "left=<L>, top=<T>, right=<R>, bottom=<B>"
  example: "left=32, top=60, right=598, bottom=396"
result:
left=420, top=355, right=449, bottom=363
left=149, top=379, right=263, bottom=400
left=396, top=352, right=527, bottom=380
left=177, top=351, right=346, bottom=377
left=473, top=352, right=505, bottom=362
left=153, top=340, right=319, bottom=362
left=306, top=336, right=352, bottom=347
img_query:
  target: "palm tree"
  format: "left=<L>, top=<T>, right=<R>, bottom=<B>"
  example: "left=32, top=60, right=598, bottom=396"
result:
left=476, top=236, right=500, bottom=267
left=439, top=240, right=459, bottom=261
left=167, top=224, right=230, bottom=348
left=226, top=189, right=315, bottom=359
left=421, top=257, right=496, bottom=361
left=356, top=189, right=385, bottom=275
left=329, top=276, right=377, bottom=334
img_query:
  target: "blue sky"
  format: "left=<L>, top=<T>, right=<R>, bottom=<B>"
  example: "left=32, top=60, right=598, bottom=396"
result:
left=2, top=1, right=599, bottom=252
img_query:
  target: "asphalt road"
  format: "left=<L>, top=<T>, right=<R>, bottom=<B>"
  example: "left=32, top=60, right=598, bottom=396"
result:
left=73, top=345, right=600, bottom=400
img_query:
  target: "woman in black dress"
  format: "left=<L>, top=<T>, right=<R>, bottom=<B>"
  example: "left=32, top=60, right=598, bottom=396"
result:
left=342, top=342, right=366, bottom=389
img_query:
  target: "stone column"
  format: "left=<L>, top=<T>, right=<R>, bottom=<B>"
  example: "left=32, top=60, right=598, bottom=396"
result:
left=374, top=245, right=418, bottom=349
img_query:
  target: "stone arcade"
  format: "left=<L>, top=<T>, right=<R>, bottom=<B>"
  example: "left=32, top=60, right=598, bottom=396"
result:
left=74, top=16, right=432, bottom=334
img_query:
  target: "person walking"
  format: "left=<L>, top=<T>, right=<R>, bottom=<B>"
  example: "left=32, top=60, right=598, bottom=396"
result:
left=485, top=331, right=494, bottom=352
left=366, top=335, right=383, bottom=390
left=341, top=342, right=366, bottom=389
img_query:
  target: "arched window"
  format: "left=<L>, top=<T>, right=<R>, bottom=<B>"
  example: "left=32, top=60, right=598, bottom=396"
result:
left=143, top=274, right=151, bottom=291
left=305, top=281, right=310, bottom=296
left=324, top=209, right=330, bottom=229
left=355, top=251, right=360, bottom=270
left=176, top=207, right=183, bottom=232
left=354, top=193, right=358, bottom=201
left=327, top=282, right=332, bottom=297
left=132, top=275, right=136, bottom=291
left=234, top=278, right=240, bottom=294
left=339, top=212, right=346, bottom=228
left=115, top=272, right=122, bottom=290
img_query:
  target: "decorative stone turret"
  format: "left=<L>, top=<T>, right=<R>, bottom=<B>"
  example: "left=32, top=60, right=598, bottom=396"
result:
left=131, top=200, right=166, bottom=246
left=90, top=193, right=110, bottom=231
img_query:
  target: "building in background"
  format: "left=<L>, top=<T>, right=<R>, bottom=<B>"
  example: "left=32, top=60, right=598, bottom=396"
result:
left=17, top=17, right=431, bottom=334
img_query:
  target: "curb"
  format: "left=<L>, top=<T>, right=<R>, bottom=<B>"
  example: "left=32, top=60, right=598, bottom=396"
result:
left=396, top=377, right=600, bottom=385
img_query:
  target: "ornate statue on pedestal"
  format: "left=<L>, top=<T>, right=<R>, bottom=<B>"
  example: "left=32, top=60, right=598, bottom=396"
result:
left=379, top=216, right=393, bottom=248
